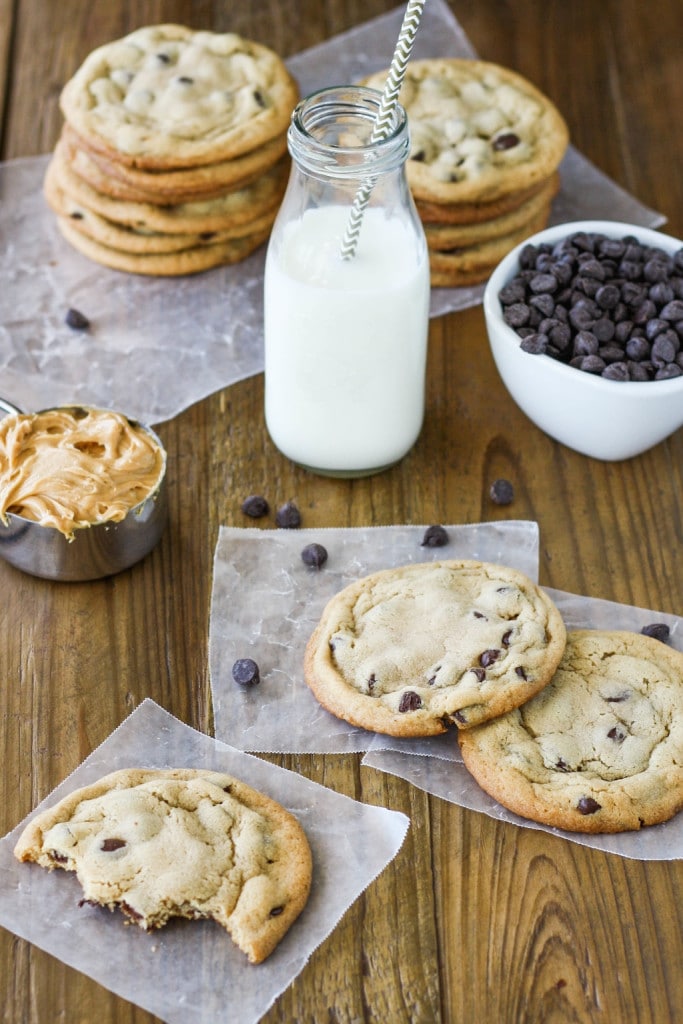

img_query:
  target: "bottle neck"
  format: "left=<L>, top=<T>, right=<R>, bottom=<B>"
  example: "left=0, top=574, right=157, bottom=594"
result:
left=287, top=85, right=410, bottom=181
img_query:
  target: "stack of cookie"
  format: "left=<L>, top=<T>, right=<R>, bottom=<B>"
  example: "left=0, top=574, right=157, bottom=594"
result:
left=363, top=58, right=569, bottom=287
left=304, top=559, right=683, bottom=834
left=44, top=25, right=300, bottom=275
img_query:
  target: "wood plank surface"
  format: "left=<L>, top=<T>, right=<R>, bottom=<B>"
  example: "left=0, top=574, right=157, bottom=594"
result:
left=1, top=2, right=682, bottom=1023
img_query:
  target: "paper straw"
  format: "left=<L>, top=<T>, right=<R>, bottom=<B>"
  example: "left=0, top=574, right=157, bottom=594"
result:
left=339, top=0, right=427, bottom=260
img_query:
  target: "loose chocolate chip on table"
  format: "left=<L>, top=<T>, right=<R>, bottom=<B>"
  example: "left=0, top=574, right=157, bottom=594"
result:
left=301, top=542, right=328, bottom=568
left=641, top=622, right=671, bottom=643
left=232, top=658, right=260, bottom=687
left=65, top=307, right=90, bottom=330
left=398, top=691, right=422, bottom=712
left=241, top=494, right=270, bottom=518
left=489, top=478, right=514, bottom=505
left=275, top=500, right=301, bottom=528
left=420, top=524, right=449, bottom=547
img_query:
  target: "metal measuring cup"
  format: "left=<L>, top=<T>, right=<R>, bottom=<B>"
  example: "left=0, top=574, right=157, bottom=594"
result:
left=0, top=398, right=168, bottom=581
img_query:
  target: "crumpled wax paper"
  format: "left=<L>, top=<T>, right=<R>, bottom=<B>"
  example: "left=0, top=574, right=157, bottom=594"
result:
left=0, top=0, right=666, bottom=425
left=209, top=520, right=539, bottom=754
left=0, top=699, right=409, bottom=1024
left=363, top=589, right=683, bottom=861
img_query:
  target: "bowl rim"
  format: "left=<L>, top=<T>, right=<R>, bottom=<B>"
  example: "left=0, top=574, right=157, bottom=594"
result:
left=483, top=218, right=683, bottom=394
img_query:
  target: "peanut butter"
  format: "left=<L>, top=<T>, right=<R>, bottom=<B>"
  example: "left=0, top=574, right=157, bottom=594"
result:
left=0, top=407, right=165, bottom=540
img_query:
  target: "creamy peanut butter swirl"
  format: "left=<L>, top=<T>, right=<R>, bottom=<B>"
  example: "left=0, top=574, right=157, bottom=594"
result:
left=0, top=407, right=165, bottom=539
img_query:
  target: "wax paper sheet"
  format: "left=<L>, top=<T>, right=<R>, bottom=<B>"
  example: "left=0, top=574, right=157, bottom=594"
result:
left=0, top=700, right=409, bottom=1023
left=363, top=589, right=683, bottom=861
left=209, top=520, right=539, bottom=753
left=0, top=1, right=665, bottom=425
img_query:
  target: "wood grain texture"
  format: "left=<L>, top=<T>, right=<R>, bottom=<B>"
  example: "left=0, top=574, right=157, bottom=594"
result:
left=1, top=2, right=683, bottom=1022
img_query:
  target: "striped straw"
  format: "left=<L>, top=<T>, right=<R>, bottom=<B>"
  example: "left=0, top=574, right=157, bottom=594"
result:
left=340, top=0, right=427, bottom=260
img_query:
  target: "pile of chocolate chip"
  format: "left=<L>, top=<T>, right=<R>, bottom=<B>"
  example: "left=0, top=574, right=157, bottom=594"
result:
left=498, top=230, right=683, bottom=381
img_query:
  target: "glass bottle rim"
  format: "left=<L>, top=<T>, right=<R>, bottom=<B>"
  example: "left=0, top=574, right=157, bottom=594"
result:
left=287, top=85, right=410, bottom=178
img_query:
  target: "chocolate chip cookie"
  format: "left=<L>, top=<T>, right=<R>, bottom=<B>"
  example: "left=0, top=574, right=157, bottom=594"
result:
left=363, top=58, right=568, bottom=206
left=459, top=630, right=683, bottom=833
left=14, top=768, right=312, bottom=963
left=59, top=25, right=299, bottom=169
left=304, top=560, right=566, bottom=737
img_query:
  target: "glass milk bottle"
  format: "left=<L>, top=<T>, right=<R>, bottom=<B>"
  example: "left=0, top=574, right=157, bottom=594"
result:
left=264, top=85, right=430, bottom=477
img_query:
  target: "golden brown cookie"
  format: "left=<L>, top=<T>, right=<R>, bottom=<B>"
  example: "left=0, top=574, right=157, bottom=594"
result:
left=459, top=630, right=683, bottom=833
left=424, top=173, right=558, bottom=250
left=14, top=767, right=312, bottom=963
left=45, top=156, right=279, bottom=254
left=363, top=58, right=568, bottom=205
left=304, top=560, right=567, bottom=737
left=415, top=175, right=555, bottom=226
left=56, top=214, right=271, bottom=275
left=62, top=123, right=289, bottom=205
left=50, top=137, right=288, bottom=233
left=59, top=25, right=300, bottom=169
left=427, top=205, right=552, bottom=287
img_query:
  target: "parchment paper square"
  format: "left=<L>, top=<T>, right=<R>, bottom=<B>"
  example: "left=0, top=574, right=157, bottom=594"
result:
left=0, top=700, right=409, bottom=1023
left=363, top=590, right=683, bottom=861
left=209, top=520, right=539, bottom=753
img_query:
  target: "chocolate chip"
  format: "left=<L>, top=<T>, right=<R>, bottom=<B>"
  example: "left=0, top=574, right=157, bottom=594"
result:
left=65, top=307, right=90, bottom=330
left=555, top=758, right=570, bottom=772
left=420, top=524, right=449, bottom=547
left=269, top=905, right=284, bottom=917
left=398, top=691, right=422, bottom=712
left=641, top=622, right=671, bottom=643
left=607, top=726, right=626, bottom=743
left=576, top=796, right=601, bottom=815
left=232, top=658, right=260, bottom=687
left=604, top=691, right=630, bottom=703
left=489, top=478, right=514, bottom=505
left=275, top=501, right=301, bottom=528
left=515, top=666, right=528, bottom=680
left=451, top=709, right=467, bottom=725
left=253, top=89, right=266, bottom=108
left=479, top=649, right=500, bottom=668
left=301, top=542, right=328, bottom=568
left=367, top=673, right=377, bottom=693
left=471, top=667, right=486, bottom=682
left=497, top=230, right=683, bottom=381
left=501, top=630, right=512, bottom=647
left=241, top=494, right=269, bottom=518
left=492, top=132, right=520, bottom=151
left=101, top=838, right=127, bottom=852
left=177, top=75, right=194, bottom=84
left=49, top=850, right=68, bottom=864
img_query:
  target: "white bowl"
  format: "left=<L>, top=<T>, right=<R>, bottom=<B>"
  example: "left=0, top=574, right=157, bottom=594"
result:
left=483, top=219, right=683, bottom=460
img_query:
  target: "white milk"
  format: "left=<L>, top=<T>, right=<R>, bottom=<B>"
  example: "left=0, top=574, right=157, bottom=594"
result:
left=264, top=205, right=430, bottom=474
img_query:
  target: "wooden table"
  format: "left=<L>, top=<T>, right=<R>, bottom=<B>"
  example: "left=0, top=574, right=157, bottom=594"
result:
left=1, top=2, right=682, bottom=1021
